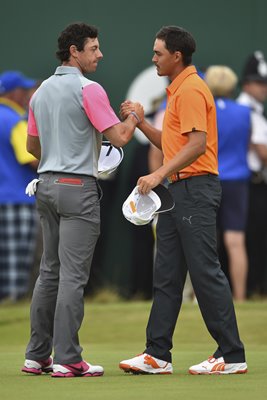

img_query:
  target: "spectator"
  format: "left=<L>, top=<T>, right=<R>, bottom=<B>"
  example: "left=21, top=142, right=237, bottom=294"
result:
left=237, top=51, right=267, bottom=298
left=205, top=65, right=251, bottom=302
left=0, top=71, right=38, bottom=302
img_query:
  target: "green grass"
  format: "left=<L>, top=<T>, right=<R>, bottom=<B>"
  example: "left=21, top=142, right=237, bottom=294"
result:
left=0, top=300, right=267, bottom=400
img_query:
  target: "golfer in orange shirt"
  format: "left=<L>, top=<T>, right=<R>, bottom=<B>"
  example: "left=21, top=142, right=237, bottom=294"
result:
left=119, top=25, right=247, bottom=375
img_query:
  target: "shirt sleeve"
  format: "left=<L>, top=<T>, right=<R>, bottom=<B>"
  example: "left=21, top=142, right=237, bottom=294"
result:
left=250, top=111, right=267, bottom=145
left=10, top=120, right=37, bottom=164
left=82, top=83, right=120, bottom=132
left=178, top=88, right=208, bottom=134
left=27, top=106, right=39, bottom=136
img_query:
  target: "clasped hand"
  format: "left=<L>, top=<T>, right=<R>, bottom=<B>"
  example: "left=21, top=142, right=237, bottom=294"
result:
left=120, top=100, right=144, bottom=123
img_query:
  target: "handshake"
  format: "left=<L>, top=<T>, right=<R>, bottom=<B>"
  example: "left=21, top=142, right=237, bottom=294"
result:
left=120, top=100, right=144, bottom=124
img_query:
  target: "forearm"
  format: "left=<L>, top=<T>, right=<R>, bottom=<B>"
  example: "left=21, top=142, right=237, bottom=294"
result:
left=137, top=131, right=206, bottom=194
left=29, top=160, right=39, bottom=169
left=26, top=135, right=41, bottom=160
left=253, top=143, right=267, bottom=165
left=120, top=113, right=140, bottom=145
left=137, top=119, right=162, bottom=149
left=28, top=148, right=41, bottom=160
left=154, top=138, right=206, bottom=181
left=103, top=113, right=138, bottom=147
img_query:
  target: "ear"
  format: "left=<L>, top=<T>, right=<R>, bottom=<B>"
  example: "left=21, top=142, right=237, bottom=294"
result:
left=69, top=44, right=78, bottom=57
left=174, top=51, right=182, bottom=63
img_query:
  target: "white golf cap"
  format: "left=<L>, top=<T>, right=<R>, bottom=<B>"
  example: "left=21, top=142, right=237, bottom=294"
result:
left=98, top=141, right=124, bottom=179
left=122, top=184, right=174, bottom=226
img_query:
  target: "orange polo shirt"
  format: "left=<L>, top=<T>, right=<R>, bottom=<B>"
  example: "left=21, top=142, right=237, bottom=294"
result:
left=162, top=65, right=218, bottom=175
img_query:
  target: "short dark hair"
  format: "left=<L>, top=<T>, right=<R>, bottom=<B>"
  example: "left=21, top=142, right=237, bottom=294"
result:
left=156, top=26, right=196, bottom=66
left=56, top=23, right=98, bottom=62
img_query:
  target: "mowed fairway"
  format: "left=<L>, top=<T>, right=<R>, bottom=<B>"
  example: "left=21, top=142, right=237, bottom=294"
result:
left=0, top=300, right=266, bottom=400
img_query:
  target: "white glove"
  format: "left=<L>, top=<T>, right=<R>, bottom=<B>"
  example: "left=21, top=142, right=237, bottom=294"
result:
left=25, top=179, right=40, bottom=197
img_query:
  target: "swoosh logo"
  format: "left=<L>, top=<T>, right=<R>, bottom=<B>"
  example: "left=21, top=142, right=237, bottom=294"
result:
left=68, top=365, right=84, bottom=373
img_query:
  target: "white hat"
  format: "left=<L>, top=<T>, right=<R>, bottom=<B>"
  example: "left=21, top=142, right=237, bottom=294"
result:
left=122, top=184, right=174, bottom=226
left=98, top=141, right=124, bottom=179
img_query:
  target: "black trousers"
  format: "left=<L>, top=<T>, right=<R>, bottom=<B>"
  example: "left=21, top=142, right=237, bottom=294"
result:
left=246, top=181, right=267, bottom=296
left=145, top=175, right=245, bottom=363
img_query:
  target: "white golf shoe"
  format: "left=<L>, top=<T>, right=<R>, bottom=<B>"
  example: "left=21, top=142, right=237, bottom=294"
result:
left=119, top=353, right=173, bottom=374
left=21, top=356, right=53, bottom=375
left=189, top=356, right=248, bottom=375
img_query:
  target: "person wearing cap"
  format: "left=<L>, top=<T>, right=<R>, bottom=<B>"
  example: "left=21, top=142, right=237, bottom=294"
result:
left=119, top=25, right=247, bottom=375
left=205, top=65, right=251, bottom=302
left=237, top=51, right=267, bottom=298
left=21, top=22, right=144, bottom=378
left=0, top=70, right=39, bottom=302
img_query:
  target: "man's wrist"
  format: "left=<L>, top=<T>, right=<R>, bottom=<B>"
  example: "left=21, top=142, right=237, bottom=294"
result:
left=129, top=111, right=141, bottom=124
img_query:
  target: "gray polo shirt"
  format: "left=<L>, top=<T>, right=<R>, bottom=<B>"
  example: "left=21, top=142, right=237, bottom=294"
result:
left=28, top=66, right=120, bottom=176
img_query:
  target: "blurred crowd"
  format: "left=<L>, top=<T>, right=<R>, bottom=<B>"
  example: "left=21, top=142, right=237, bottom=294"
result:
left=1, top=50, right=267, bottom=303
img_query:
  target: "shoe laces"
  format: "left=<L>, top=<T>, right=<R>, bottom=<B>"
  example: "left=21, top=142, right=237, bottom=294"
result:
left=207, top=356, right=216, bottom=363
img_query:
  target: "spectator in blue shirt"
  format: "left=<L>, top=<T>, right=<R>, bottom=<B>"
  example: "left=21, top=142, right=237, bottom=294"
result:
left=205, top=65, right=251, bottom=301
left=0, top=70, right=38, bottom=301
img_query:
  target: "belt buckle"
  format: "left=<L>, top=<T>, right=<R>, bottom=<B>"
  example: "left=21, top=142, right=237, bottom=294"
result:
left=167, top=173, right=179, bottom=183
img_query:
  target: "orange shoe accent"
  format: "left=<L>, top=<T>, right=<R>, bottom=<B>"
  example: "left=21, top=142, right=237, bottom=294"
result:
left=235, top=369, right=248, bottom=374
left=144, top=355, right=168, bottom=369
left=119, top=363, right=143, bottom=372
left=211, top=362, right=225, bottom=373
left=189, top=370, right=200, bottom=375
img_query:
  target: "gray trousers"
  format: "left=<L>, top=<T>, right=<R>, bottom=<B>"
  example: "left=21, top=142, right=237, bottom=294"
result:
left=25, top=172, right=100, bottom=364
left=145, top=175, right=246, bottom=363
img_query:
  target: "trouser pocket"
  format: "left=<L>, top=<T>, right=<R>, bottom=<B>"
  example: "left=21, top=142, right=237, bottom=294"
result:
left=55, top=178, right=84, bottom=215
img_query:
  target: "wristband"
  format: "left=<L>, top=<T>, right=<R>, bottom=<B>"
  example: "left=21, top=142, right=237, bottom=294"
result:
left=130, top=111, right=141, bottom=124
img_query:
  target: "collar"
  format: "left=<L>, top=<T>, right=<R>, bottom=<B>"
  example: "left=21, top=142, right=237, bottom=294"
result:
left=54, top=66, right=83, bottom=76
left=167, top=65, right=197, bottom=95
left=0, top=97, right=26, bottom=116
left=238, top=92, right=264, bottom=114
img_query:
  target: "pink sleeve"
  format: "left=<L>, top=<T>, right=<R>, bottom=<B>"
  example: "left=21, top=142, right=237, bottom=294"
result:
left=27, top=106, right=39, bottom=136
left=83, top=83, right=120, bottom=132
